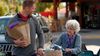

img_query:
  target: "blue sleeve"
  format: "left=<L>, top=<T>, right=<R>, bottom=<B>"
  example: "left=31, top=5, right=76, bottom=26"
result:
left=54, top=33, right=63, bottom=46
left=72, top=34, right=82, bottom=54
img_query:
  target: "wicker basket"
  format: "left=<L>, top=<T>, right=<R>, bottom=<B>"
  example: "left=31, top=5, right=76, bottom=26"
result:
left=45, top=50, right=63, bottom=56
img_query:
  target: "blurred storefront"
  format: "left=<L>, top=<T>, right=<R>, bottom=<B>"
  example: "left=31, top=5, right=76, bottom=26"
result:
left=80, top=0, right=100, bottom=29
left=38, top=0, right=100, bottom=32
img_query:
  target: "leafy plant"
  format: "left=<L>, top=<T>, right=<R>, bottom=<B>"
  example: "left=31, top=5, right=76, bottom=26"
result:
left=35, top=2, right=53, bottom=12
left=0, top=2, right=8, bottom=16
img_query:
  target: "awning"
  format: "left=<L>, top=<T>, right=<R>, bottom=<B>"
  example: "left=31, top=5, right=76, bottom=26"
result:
left=40, top=11, right=54, bottom=17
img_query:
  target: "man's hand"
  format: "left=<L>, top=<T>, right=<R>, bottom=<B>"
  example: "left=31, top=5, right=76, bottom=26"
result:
left=37, top=48, right=44, bottom=56
left=13, top=38, right=28, bottom=47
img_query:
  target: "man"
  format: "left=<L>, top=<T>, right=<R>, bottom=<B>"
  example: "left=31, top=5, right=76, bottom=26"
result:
left=5, top=0, right=45, bottom=56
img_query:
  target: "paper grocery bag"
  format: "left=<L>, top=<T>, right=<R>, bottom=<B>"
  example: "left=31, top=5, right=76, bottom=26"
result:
left=6, top=22, right=31, bottom=46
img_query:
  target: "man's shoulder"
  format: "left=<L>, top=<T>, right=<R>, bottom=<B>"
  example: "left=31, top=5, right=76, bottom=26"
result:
left=31, top=14, right=41, bottom=25
left=31, top=14, right=37, bottom=20
left=8, top=14, right=21, bottom=24
left=9, top=14, right=19, bottom=20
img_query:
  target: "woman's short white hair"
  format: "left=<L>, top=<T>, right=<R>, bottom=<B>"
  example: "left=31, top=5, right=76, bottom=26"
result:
left=65, top=19, right=80, bottom=33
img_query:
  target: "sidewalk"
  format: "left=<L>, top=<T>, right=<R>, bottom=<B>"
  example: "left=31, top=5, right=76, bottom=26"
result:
left=80, top=29, right=100, bottom=39
left=80, top=29, right=100, bottom=45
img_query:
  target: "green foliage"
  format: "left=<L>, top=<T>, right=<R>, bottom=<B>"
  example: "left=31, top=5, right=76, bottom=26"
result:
left=35, top=2, right=53, bottom=12
left=0, top=2, right=8, bottom=16
left=0, top=5, right=5, bottom=16
left=0, top=0, right=23, bottom=16
left=15, top=6, right=19, bottom=13
left=0, top=0, right=53, bottom=15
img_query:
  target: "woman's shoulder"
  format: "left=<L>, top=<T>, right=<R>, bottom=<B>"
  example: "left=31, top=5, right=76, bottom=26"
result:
left=60, top=32, right=68, bottom=38
left=75, top=33, right=81, bottom=39
left=76, top=33, right=81, bottom=37
left=61, top=32, right=67, bottom=36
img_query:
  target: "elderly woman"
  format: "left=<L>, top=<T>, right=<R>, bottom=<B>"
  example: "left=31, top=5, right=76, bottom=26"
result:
left=54, top=19, right=82, bottom=56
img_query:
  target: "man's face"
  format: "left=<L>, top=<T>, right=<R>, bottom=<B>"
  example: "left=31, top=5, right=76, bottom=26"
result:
left=25, top=5, right=35, bottom=15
